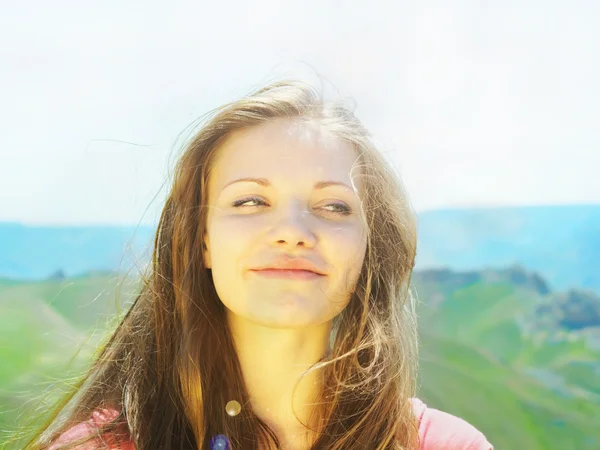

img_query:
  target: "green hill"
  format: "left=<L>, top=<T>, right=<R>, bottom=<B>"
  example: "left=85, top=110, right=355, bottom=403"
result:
left=413, top=267, right=600, bottom=449
left=1, top=269, right=599, bottom=448
left=419, top=333, right=599, bottom=449
left=0, top=275, right=139, bottom=443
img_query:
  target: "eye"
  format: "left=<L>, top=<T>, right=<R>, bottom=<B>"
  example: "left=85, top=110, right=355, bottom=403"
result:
left=231, top=196, right=267, bottom=208
left=321, top=203, right=352, bottom=215
left=231, top=196, right=352, bottom=216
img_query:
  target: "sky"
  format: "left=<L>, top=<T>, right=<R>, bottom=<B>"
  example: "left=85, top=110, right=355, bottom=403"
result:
left=1, top=0, right=599, bottom=226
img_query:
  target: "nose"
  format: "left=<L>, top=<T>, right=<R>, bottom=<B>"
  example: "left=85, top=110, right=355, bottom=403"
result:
left=268, top=200, right=317, bottom=248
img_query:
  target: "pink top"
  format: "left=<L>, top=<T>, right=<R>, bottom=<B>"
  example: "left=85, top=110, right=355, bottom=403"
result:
left=411, top=398, right=493, bottom=449
left=48, top=398, right=493, bottom=449
left=47, top=409, right=134, bottom=450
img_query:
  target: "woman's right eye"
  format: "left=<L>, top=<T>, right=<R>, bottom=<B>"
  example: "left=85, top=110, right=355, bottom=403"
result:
left=231, top=196, right=267, bottom=208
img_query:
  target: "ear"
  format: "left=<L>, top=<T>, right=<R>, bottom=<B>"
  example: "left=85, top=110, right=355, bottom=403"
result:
left=202, top=236, right=212, bottom=269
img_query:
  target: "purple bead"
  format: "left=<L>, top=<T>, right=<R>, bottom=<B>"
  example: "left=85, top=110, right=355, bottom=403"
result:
left=210, top=434, right=231, bottom=450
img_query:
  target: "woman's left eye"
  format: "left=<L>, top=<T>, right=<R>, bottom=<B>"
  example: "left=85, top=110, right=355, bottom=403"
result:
left=231, top=196, right=352, bottom=215
left=322, top=203, right=352, bottom=215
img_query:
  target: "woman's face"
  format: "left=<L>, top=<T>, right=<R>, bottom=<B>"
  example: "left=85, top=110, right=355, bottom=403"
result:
left=203, top=119, right=367, bottom=328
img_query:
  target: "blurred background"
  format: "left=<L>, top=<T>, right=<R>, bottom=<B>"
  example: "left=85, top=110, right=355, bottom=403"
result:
left=1, top=1, right=599, bottom=449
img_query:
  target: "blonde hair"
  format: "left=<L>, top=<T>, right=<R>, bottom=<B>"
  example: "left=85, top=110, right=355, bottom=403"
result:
left=14, top=78, right=420, bottom=449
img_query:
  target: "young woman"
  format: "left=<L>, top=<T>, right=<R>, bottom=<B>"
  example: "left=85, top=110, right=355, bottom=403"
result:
left=18, top=79, right=493, bottom=449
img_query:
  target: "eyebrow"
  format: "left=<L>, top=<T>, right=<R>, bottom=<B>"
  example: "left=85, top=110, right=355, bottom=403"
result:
left=221, top=177, right=353, bottom=192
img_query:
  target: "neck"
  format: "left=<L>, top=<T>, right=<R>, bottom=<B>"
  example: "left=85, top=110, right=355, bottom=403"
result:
left=226, top=312, right=332, bottom=447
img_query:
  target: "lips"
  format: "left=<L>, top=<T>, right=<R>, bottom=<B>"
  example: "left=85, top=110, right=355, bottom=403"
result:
left=250, top=268, right=324, bottom=280
left=252, top=268, right=323, bottom=275
left=251, top=256, right=326, bottom=275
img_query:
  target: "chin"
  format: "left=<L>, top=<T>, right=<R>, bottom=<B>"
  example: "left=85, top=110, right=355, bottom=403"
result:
left=249, top=313, right=323, bottom=329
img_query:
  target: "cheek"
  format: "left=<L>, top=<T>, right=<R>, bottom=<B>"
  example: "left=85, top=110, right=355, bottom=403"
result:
left=206, top=222, right=248, bottom=311
left=207, top=216, right=259, bottom=274
left=327, top=227, right=367, bottom=282
left=210, top=215, right=255, bottom=247
left=332, top=222, right=366, bottom=253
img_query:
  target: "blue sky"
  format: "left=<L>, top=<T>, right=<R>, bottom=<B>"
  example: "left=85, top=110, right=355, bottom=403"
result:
left=1, top=1, right=599, bottom=226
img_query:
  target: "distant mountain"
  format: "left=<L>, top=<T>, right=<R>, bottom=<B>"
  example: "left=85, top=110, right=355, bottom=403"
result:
left=413, top=265, right=600, bottom=339
left=0, top=222, right=155, bottom=280
left=416, top=204, right=600, bottom=293
left=1, top=204, right=598, bottom=292
left=533, top=288, right=600, bottom=331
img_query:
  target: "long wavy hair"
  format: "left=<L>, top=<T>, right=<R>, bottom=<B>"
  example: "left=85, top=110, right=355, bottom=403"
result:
left=13, top=78, right=420, bottom=449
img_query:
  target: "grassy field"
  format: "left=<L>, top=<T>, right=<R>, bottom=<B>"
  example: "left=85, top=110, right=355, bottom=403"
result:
left=1, top=270, right=599, bottom=449
left=413, top=272, right=600, bottom=449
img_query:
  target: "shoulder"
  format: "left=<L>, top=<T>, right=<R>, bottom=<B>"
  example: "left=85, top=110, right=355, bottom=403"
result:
left=48, top=408, right=135, bottom=450
left=410, top=398, right=493, bottom=450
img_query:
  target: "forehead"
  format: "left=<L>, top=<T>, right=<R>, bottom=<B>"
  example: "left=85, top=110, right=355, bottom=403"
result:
left=208, top=119, right=363, bottom=193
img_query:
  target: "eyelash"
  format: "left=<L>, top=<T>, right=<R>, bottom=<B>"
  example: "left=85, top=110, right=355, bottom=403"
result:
left=231, top=196, right=352, bottom=216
